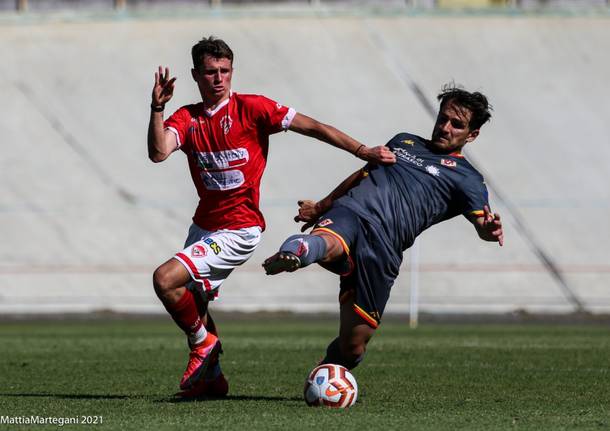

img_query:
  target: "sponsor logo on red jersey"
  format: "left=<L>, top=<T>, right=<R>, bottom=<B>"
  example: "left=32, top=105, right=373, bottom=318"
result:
left=195, top=148, right=249, bottom=170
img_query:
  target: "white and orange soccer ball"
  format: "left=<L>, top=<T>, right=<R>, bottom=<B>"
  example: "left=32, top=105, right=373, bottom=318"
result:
left=303, top=364, right=358, bottom=408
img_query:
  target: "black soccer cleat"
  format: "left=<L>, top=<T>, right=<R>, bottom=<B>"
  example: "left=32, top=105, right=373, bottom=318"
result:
left=263, top=252, right=301, bottom=275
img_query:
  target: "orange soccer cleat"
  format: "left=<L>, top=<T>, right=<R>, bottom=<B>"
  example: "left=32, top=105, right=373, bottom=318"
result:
left=179, top=333, right=220, bottom=390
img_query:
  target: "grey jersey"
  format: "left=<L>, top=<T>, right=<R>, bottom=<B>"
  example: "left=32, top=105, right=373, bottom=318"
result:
left=335, top=132, right=489, bottom=255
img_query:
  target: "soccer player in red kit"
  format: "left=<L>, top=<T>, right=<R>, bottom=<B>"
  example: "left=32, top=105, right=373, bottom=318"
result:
left=147, top=36, right=395, bottom=398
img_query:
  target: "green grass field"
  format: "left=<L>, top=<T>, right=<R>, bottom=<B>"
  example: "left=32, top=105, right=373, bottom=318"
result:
left=1, top=318, right=609, bottom=430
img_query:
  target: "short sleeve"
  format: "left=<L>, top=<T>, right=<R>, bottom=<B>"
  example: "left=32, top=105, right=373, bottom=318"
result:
left=460, top=175, right=489, bottom=218
left=164, top=106, right=192, bottom=151
left=251, top=95, right=296, bottom=134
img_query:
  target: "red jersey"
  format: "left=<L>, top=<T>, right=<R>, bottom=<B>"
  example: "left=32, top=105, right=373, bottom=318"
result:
left=164, top=93, right=295, bottom=231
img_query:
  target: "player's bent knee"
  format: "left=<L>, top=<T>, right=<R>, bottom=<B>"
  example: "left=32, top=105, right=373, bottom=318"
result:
left=152, top=266, right=178, bottom=298
left=153, top=258, right=191, bottom=295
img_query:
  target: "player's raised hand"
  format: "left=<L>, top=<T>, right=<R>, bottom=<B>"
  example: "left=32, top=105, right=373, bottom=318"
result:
left=357, top=145, right=396, bottom=165
left=294, top=200, right=321, bottom=232
left=481, top=205, right=504, bottom=246
left=152, top=66, right=176, bottom=107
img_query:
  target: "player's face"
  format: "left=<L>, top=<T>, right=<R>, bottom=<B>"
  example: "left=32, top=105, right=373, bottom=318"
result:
left=192, top=55, right=233, bottom=105
left=430, top=99, right=479, bottom=153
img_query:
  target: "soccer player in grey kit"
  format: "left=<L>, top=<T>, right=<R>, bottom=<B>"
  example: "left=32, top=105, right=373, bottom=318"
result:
left=264, top=85, right=504, bottom=370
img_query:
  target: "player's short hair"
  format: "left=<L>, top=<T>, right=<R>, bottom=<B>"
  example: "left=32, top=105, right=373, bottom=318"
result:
left=437, top=84, right=492, bottom=130
left=191, top=36, right=234, bottom=69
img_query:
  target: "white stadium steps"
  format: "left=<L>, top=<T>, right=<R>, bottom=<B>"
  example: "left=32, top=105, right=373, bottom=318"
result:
left=1, top=12, right=609, bottom=315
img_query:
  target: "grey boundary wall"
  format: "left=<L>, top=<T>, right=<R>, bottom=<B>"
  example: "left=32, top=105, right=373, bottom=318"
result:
left=1, top=9, right=609, bottom=316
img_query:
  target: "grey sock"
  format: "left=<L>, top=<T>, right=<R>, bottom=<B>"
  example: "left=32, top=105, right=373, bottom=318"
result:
left=279, top=234, right=327, bottom=267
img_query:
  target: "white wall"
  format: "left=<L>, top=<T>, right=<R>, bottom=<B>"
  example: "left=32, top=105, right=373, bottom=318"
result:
left=2, top=13, right=609, bottom=314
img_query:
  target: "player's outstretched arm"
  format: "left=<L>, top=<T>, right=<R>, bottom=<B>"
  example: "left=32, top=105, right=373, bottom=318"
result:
left=288, top=113, right=396, bottom=165
left=472, top=205, right=504, bottom=246
left=147, top=66, right=178, bottom=163
left=295, top=168, right=366, bottom=232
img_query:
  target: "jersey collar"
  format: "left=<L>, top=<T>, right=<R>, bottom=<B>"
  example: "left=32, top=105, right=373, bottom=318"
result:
left=423, top=139, right=465, bottom=158
left=204, top=91, right=233, bottom=117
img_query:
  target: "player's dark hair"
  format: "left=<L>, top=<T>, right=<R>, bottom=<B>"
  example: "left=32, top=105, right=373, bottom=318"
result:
left=191, top=36, right=234, bottom=70
left=437, top=84, right=492, bottom=130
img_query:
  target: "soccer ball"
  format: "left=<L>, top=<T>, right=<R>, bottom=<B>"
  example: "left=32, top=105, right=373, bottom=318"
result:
left=303, top=364, right=358, bottom=408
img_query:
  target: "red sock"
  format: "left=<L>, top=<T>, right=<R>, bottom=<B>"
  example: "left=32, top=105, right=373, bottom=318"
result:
left=164, top=289, right=203, bottom=337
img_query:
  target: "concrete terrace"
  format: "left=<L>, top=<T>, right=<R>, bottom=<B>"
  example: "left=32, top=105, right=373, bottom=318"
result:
left=2, top=7, right=609, bottom=315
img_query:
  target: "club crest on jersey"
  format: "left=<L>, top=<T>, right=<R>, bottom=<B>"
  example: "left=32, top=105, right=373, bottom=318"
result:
left=441, top=159, right=457, bottom=168
left=425, top=165, right=441, bottom=177
left=402, top=139, right=415, bottom=146
left=191, top=245, right=207, bottom=258
left=317, top=218, right=333, bottom=227
left=220, top=115, right=233, bottom=134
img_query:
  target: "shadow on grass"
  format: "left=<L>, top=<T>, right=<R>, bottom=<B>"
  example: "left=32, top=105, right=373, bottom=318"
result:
left=161, top=394, right=303, bottom=403
left=1, top=392, right=302, bottom=403
left=0, top=392, right=131, bottom=400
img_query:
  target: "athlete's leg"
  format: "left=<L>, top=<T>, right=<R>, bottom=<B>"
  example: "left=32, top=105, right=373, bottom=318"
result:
left=153, top=258, right=190, bottom=304
left=170, top=225, right=261, bottom=396
left=177, top=291, right=228, bottom=398
left=153, top=259, right=208, bottom=345
left=153, top=258, right=220, bottom=391
left=263, top=231, right=344, bottom=275
left=191, top=289, right=218, bottom=336
left=200, top=308, right=226, bottom=386
left=320, top=290, right=376, bottom=370
left=191, top=293, right=222, bottom=367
